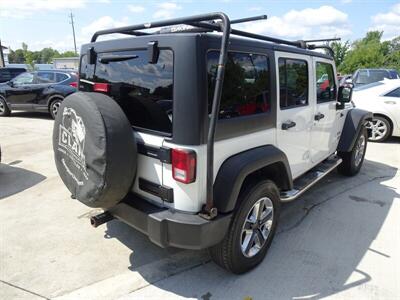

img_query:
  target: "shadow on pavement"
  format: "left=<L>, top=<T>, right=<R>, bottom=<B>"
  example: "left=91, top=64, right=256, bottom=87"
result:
left=104, top=158, right=398, bottom=299
left=0, top=164, right=46, bottom=200
left=382, top=136, right=400, bottom=144
left=104, top=220, right=181, bottom=270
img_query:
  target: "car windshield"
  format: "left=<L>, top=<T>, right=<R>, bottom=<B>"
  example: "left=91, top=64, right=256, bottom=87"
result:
left=355, top=70, right=390, bottom=85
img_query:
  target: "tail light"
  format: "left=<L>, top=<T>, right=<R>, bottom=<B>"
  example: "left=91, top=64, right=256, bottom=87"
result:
left=172, top=149, right=196, bottom=184
left=69, top=81, right=78, bottom=88
left=93, top=82, right=110, bottom=93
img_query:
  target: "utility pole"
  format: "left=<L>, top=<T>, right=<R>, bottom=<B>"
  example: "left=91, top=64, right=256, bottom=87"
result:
left=69, top=12, right=77, bottom=55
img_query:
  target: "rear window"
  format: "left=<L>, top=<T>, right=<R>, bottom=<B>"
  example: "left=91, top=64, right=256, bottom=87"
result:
left=80, top=49, right=174, bottom=135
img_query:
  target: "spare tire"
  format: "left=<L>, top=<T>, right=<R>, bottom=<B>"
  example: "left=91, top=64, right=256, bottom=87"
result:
left=53, top=92, right=137, bottom=208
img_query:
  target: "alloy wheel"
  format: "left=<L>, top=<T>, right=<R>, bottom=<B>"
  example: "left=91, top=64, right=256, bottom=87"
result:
left=240, top=197, right=274, bottom=258
left=354, top=134, right=366, bottom=167
left=0, top=101, right=4, bottom=113
left=52, top=101, right=61, bottom=116
left=366, top=119, right=387, bottom=141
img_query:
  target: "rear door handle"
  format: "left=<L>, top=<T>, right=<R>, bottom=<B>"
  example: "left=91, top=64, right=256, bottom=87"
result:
left=281, top=120, right=296, bottom=130
left=314, top=113, right=325, bottom=121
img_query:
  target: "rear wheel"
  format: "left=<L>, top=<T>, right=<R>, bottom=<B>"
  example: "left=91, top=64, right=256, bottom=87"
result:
left=338, top=128, right=367, bottom=176
left=365, top=116, right=391, bottom=142
left=209, top=180, right=280, bottom=274
left=0, top=97, right=11, bottom=116
left=50, top=98, right=63, bottom=119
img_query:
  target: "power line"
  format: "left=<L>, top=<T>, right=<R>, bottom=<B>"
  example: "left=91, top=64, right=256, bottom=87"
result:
left=69, top=12, right=77, bottom=55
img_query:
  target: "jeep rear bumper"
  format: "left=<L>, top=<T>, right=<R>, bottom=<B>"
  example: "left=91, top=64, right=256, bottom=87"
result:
left=108, top=194, right=232, bottom=250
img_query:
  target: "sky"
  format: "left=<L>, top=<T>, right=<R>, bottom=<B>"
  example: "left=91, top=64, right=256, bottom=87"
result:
left=1, top=0, right=400, bottom=53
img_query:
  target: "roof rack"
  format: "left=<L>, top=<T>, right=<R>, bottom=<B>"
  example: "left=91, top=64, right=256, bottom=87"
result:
left=90, top=12, right=341, bottom=219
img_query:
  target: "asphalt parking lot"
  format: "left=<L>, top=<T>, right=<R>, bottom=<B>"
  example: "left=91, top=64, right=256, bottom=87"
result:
left=1, top=112, right=399, bottom=300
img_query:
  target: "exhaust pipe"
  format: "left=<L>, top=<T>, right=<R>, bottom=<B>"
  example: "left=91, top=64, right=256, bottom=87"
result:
left=90, top=211, right=114, bottom=228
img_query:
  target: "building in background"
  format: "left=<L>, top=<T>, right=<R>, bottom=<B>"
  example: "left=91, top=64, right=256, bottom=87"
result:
left=53, top=57, right=79, bottom=70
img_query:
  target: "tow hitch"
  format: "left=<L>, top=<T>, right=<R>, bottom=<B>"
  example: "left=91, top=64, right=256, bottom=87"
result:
left=90, top=211, right=114, bottom=228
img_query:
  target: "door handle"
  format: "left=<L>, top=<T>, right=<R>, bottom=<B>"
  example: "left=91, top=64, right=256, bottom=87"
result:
left=281, top=120, right=296, bottom=130
left=384, top=101, right=396, bottom=105
left=314, top=113, right=325, bottom=121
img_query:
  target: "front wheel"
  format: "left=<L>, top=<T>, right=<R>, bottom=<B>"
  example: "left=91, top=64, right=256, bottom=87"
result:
left=50, top=99, right=63, bottom=119
left=338, top=128, right=367, bottom=176
left=0, top=97, right=11, bottom=116
left=209, top=180, right=280, bottom=274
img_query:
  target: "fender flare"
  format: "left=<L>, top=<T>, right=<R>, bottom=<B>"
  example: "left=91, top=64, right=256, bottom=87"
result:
left=337, top=108, right=373, bottom=152
left=213, top=145, right=293, bottom=213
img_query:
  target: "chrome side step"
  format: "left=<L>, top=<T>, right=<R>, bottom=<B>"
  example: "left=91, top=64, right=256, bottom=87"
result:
left=280, top=155, right=342, bottom=202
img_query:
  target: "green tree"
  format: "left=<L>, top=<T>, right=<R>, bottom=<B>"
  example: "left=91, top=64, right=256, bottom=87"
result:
left=385, top=37, right=400, bottom=71
left=58, top=51, right=77, bottom=58
left=339, top=31, right=388, bottom=74
left=21, top=42, right=35, bottom=68
left=329, top=40, right=350, bottom=70
left=40, top=48, right=60, bottom=63
left=8, top=49, right=25, bottom=63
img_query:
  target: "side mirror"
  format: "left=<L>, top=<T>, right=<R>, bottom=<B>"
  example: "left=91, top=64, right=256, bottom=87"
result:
left=7, top=81, right=14, bottom=87
left=338, top=86, right=352, bottom=103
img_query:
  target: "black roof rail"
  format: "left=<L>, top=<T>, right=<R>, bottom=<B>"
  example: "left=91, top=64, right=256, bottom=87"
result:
left=90, top=13, right=340, bottom=55
left=304, top=38, right=341, bottom=57
left=90, top=12, right=306, bottom=48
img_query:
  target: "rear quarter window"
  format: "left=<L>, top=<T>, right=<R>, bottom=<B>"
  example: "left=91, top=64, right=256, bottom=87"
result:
left=207, top=51, right=271, bottom=119
left=79, top=49, right=174, bottom=135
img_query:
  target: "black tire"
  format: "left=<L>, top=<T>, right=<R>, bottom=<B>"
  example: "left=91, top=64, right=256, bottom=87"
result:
left=209, top=180, right=280, bottom=274
left=366, top=116, right=392, bottom=142
left=52, top=92, right=137, bottom=209
left=0, top=96, right=11, bottom=117
left=338, top=128, right=367, bottom=176
left=50, top=98, right=63, bottom=119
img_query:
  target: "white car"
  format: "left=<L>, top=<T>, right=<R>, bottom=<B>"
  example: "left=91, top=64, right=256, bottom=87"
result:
left=352, top=79, right=400, bottom=142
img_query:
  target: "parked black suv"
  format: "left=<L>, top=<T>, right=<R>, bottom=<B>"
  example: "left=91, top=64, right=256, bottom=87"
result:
left=0, top=67, right=27, bottom=83
left=0, top=70, right=78, bottom=118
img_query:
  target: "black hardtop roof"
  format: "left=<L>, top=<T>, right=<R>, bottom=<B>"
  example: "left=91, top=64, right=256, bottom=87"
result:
left=81, top=32, right=332, bottom=60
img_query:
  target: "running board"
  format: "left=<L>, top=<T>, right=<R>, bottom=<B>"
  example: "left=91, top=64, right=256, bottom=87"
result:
left=280, top=155, right=342, bottom=202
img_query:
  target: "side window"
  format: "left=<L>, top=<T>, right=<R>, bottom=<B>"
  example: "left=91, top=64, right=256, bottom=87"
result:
left=316, top=62, right=337, bottom=103
left=385, top=88, right=400, bottom=98
left=56, top=73, right=69, bottom=82
left=279, top=58, right=308, bottom=109
left=207, top=51, right=271, bottom=119
left=37, top=72, right=55, bottom=84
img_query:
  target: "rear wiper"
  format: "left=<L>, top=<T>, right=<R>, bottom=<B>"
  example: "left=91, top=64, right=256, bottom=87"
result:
left=99, top=55, right=138, bottom=64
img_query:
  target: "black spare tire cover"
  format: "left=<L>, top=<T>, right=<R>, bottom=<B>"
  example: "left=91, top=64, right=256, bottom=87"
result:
left=53, top=92, right=137, bottom=208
